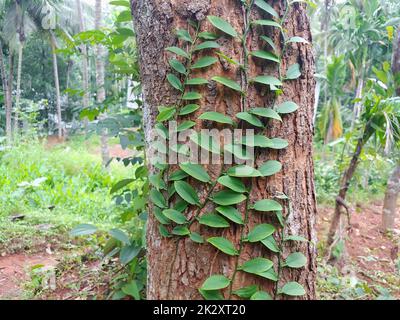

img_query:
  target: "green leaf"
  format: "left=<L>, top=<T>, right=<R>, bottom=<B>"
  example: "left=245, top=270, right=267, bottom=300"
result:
left=167, top=74, right=183, bottom=91
left=201, top=275, right=231, bottom=291
left=253, top=199, right=283, bottom=212
left=182, top=92, right=202, bottom=100
left=208, top=16, right=238, bottom=37
left=280, top=282, right=306, bottom=296
left=251, top=50, right=280, bottom=63
left=191, top=56, right=218, bottom=69
left=239, top=258, right=273, bottom=274
left=250, top=291, right=272, bottom=300
left=176, top=29, right=193, bottom=43
left=199, top=289, right=224, bottom=300
left=284, top=235, right=308, bottom=242
left=169, top=169, right=189, bottom=181
left=190, top=232, right=204, bottom=244
left=198, top=31, right=219, bottom=40
left=260, top=35, right=277, bottom=52
left=227, top=165, right=262, bottom=177
left=70, top=224, right=98, bottom=237
left=186, top=78, right=209, bottom=85
left=261, top=236, right=280, bottom=253
left=252, top=19, right=282, bottom=29
left=241, top=135, right=270, bottom=148
left=233, top=285, right=259, bottom=299
left=179, top=163, right=211, bottom=183
left=165, top=46, right=189, bottom=59
left=207, top=237, right=238, bottom=256
left=169, top=59, right=187, bottom=74
left=216, top=206, right=244, bottom=225
left=216, top=51, right=240, bottom=65
left=120, top=245, right=140, bottom=265
left=177, top=121, right=196, bottom=132
left=199, top=111, right=233, bottom=125
left=224, top=144, right=251, bottom=160
left=247, top=224, right=275, bottom=242
left=110, top=0, right=130, bottom=7
left=217, top=176, right=246, bottom=193
left=159, top=225, right=171, bottom=238
left=122, top=281, right=140, bottom=300
left=256, top=268, right=278, bottom=281
left=212, top=190, right=247, bottom=206
left=179, top=104, right=200, bottom=115
left=212, top=76, right=242, bottom=92
left=110, top=179, right=135, bottom=194
left=254, top=0, right=279, bottom=17
left=285, top=252, right=307, bottom=268
left=150, top=189, right=167, bottom=208
left=109, top=229, right=130, bottom=244
left=190, top=132, right=221, bottom=154
left=252, top=75, right=282, bottom=87
left=259, top=160, right=282, bottom=177
left=287, top=36, right=308, bottom=44
left=172, top=226, right=190, bottom=236
left=286, top=63, right=301, bottom=80
left=269, top=138, right=289, bottom=149
left=236, top=112, right=264, bottom=127
left=276, top=101, right=299, bottom=114
left=157, top=106, right=176, bottom=122
left=174, top=181, right=200, bottom=205
left=194, top=41, right=220, bottom=51
left=149, top=174, right=166, bottom=190
left=163, top=209, right=187, bottom=224
left=154, top=207, right=171, bottom=225
left=250, top=108, right=282, bottom=121
left=198, top=213, right=230, bottom=228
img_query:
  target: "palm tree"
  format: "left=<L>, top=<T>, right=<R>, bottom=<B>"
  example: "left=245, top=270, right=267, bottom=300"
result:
left=76, top=0, right=90, bottom=133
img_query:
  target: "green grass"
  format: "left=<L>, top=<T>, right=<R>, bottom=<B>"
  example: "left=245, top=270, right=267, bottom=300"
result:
left=0, top=135, right=139, bottom=253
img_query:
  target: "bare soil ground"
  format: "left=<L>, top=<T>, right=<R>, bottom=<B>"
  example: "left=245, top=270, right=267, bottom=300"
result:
left=318, top=201, right=400, bottom=297
left=1, top=199, right=398, bottom=299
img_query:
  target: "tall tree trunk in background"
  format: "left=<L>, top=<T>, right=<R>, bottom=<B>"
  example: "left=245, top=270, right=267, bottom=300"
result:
left=7, top=54, right=14, bottom=137
left=381, top=29, right=400, bottom=232
left=95, top=0, right=110, bottom=167
left=50, top=33, right=63, bottom=138
left=0, top=41, right=12, bottom=141
left=13, top=42, right=23, bottom=135
left=382, top=165, right=400, bottom=231
left=326, top=126, right=371, bottom=262
left=76, top=0, right=90, bottom=133
left=132, top=0, right=317, bottom=300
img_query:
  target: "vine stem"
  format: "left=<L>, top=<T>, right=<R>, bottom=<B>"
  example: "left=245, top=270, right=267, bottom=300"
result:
left=228, top=0, right=254, bottom=299
left=165, top=23, right=201, bottom=207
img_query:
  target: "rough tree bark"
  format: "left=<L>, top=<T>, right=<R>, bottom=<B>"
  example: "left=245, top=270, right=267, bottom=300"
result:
left=132, top=0, right=317, bottom=299
left=382, top=165, right=400, bottom=231
left=381, top=29, right=400, bottom=231
left=95, top=0, right=110, bottom=167
left=0, top=41, right=12, bottom=141
left=76, top=0, right=90, bottom=132
left=50, top=33, right=63, bottom=138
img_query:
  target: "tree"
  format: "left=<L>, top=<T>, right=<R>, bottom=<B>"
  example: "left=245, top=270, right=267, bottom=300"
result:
left=0, top=39, right=12, bottom=140
left=132, top=0, right=317, bottom=300
left=94, top=0, right=110, bottom=167
left=382, top=28, right=400, bottom=232
left=76, top=0, right=89, bottom=131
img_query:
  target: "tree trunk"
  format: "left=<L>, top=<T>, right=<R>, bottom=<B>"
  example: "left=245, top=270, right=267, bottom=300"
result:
left=382, top=165, right=400, bottom=231
left=13, top=42, right=23, bottom=135
left=132, top=0, right=317, bottom=300
left=50, top=33, right=63, bottom=138
left=76, top=0, right=90, bottom=132
left=326, top=131, right=368, bottom=261
left=0, top=41, right=12, bottom=141
left=95, top=0, right=110, bottom=167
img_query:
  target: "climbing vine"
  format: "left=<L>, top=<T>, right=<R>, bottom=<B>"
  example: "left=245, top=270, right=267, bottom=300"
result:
left=149, top=0, right=310, bottom=300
